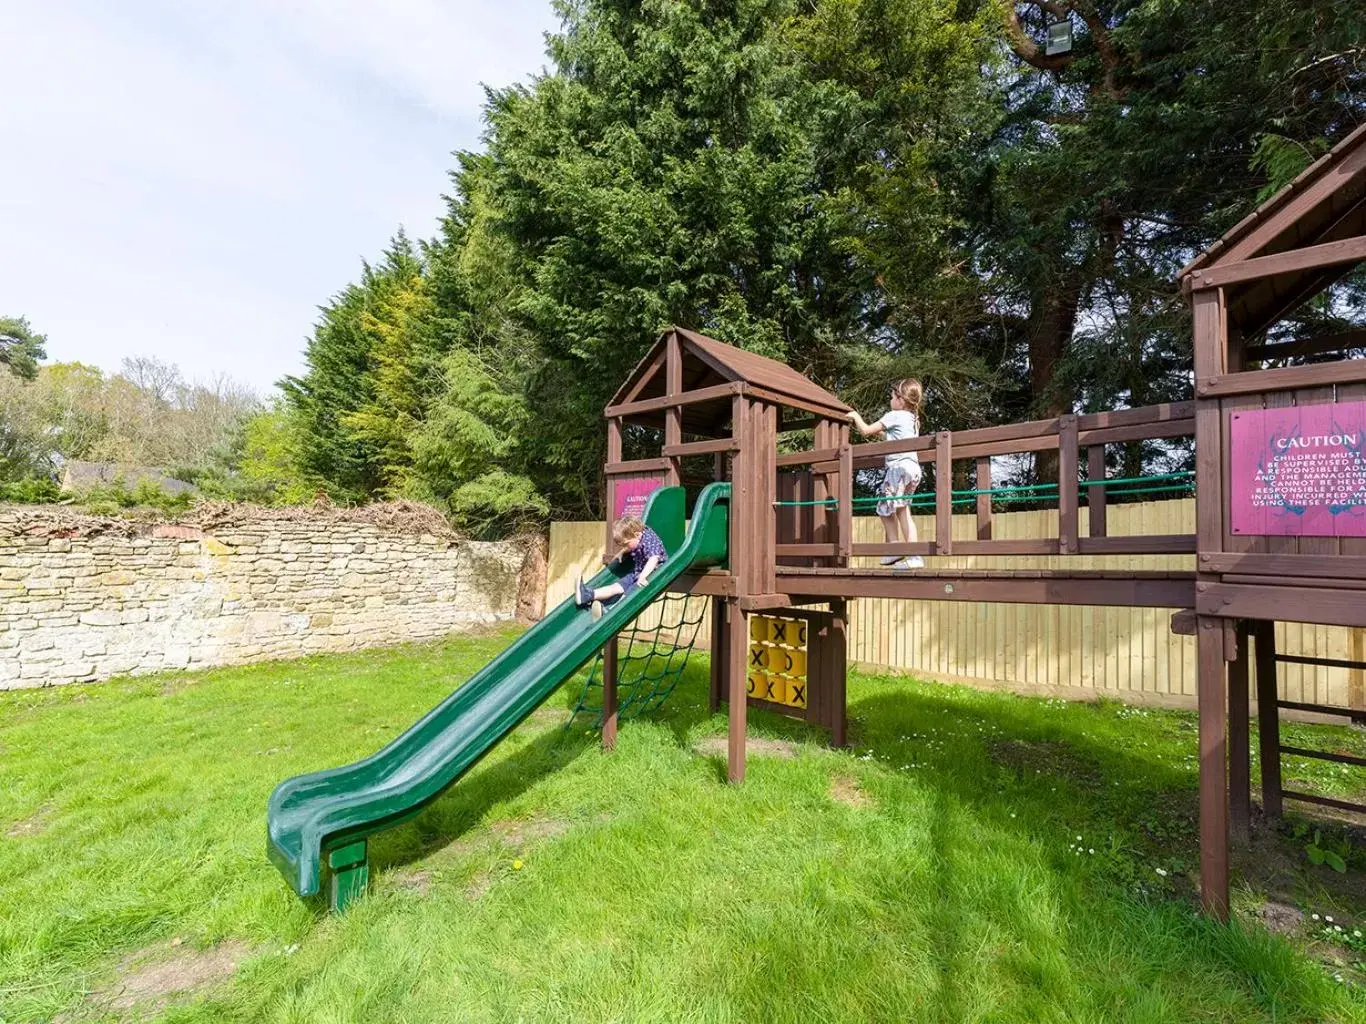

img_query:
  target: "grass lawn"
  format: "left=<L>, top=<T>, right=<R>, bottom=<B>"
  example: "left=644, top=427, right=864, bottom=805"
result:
left=3, top=626, right=1366, bottom=1023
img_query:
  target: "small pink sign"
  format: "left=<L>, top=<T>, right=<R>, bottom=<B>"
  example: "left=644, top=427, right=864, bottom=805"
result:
left=612, top=475, right=664, bottom=520
left=1229, top=401, right=1366, bottom=537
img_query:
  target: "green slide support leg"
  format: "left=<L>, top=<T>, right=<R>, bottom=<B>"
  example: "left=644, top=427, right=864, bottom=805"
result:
left=328, top=840, right=369, bottom=911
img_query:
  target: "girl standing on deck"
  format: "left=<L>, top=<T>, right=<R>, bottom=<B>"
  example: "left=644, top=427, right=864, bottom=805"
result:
left=848, top=379, right=925, bottom=569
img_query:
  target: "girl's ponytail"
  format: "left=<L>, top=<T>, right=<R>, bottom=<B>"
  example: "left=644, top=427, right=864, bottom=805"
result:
left=895, top=378, right=924, bottom=416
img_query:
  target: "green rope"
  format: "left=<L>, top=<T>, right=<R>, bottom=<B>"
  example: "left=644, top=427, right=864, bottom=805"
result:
left=571, top=592, right=707, bottom=726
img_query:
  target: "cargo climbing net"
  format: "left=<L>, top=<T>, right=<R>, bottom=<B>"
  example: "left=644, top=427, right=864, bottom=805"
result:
left=571, top=592, right=708, bottom=725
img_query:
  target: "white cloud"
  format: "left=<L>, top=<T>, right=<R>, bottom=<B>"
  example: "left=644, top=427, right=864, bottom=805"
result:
left=0, top=0, right=557, bottom=393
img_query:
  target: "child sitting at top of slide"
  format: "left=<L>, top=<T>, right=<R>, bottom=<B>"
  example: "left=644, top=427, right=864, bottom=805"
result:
left=847, top=378, right=926, bottom=570
left=575, top=516, right=668, bottom=620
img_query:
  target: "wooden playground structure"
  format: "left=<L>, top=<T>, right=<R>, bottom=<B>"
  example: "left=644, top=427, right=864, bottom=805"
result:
left=596, top=124, right=1366, bottom=920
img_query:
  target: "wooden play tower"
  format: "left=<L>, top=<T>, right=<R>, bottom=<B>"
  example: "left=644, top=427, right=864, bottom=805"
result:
left=598, top=124, right=1366, bottom=920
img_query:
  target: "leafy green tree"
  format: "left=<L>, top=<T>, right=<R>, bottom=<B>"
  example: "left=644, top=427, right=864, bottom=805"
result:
left=282, top=233, right=431, bottom=501
left=0, top=316, right=47, bottom=381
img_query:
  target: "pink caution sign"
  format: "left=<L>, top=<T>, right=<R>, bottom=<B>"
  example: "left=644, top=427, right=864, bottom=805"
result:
left=612, top=475, right=664, bottom=520
left=1229, top=401, right=1366, bottom=537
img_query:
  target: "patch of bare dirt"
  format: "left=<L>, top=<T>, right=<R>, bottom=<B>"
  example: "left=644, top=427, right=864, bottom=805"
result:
left=692, top=736, right=799, bottom=760
left=392, top=869, right=433, bottom=896
left=492, top=817, right=570, bottom=846
left=89, top=939, right=251, bottom=1015
left=465, top=868, right=497, bottom=902
left=990, top=739, right=1102, bottom=788
left=6, top=804, right=53, bottom=838
left=829, top=774, right=872, bottom=809
left=528, top=706, right=571, bottom=728
left=1258, top=900, right=1305, bottom=935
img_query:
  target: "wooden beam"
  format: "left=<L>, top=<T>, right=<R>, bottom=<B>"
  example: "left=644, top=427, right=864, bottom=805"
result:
left=604, top=457, right=671, bottom=475
left=1197, top=616, right=1230, bottom=921
left=662, top=438, right=739, bottom=457
left=743, top=385, right=851, bottom=421
left=975, top=458, right=992, bottom=541
left=666, top=572, right=738, bottom=598
left=1077, top=419, right=1194, bottom=445
left=738, top=593, right=792, bottom=611
left=1086, top=446, right=1107, bottom=539
left=1215, top=142, right=1366, bottom=266
left=1198, top=583, right=1366, bottom=628
left=726, top=599, right=748, bottom=784
left=1200, top=552, right=1366, bottom=579
left=1245, top=328, right=1366, bottom=362
left=606, top=418, right=623, bottom=550
left=934, top=432, right=953, bottom=557
left=1277, top=699, right=1366, bottom=724
left=1196, top=358, right=1366, bottom=398
left=665, top=331, right=683, bottom=487
left=776, top=447, right=840, bottom=468
left=605, top=382, right=743, bottom=419
left=1281, top=790, right=1366, bottom=814
left=1058, top=415, right=1079, bottom=555
left=1188, top=234, right=1366, bottom=291
left=708, top=597, right=725, bottom=712
left=1077, top=535, right=1195, bottom=555
left=1076, top=402, right=1194, bottom=430
left=1253, top=621, right=1282, bottom=819
left=775, top=543, right=840, bottom=557
left=775, top=571, right=1195, bottom=608
left=1229, top=623, right=1250, bottom=841
left=620, top=348, right=666, bottom=405
left=837, top=436, right=853, bottom=565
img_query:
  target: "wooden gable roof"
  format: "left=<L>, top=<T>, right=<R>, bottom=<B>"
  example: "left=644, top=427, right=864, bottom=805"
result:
left=607, top=328, right=850, bottom=432
left=1179, top=122, right=1366, bottom=336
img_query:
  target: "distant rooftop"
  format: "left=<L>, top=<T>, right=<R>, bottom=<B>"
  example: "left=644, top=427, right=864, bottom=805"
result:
left=60, top=461, right=198, bottom=497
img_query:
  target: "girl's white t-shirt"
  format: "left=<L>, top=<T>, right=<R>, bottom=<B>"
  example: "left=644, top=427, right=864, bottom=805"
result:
left=879, top=410, right=919, bottom=465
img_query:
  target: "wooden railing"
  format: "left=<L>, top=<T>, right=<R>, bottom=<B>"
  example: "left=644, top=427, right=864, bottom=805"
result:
left=774, top=402, right=1197, bottom=564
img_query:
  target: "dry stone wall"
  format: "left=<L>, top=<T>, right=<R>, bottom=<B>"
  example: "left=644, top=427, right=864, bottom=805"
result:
left=0, top=506, right=527, bottom=689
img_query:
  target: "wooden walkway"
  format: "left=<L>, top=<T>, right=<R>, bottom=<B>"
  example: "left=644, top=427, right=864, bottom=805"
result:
left=774, top=567, right=1195, bottom=609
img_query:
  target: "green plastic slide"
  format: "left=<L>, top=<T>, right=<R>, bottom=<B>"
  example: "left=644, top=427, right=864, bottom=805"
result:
left=267, top=482, right=730, bottom=909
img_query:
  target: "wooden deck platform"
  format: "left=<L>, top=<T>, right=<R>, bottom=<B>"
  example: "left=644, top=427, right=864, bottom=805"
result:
left=670, top=567, right=1195, bottom=609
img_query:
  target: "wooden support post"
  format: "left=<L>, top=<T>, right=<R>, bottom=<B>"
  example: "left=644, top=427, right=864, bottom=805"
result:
left=934, top=431, right=953, bottom=556
left=602, top=633, right=619, bottom=751
left=606, top=417, right=623, bottom=550
left=730, top=395, right=751, bottom=593
left=1254, top=620, right=1283, bottom=820
left=812, top=421, right=832, bottom=565
left=665, top=331, right=683, bottom=487
left=1087, top=445, right=1107, bottom=538
left=1059, top=415, right=1078, bottom=555
left=758, top=403, right=778, bottom=595
left=975, top=458, right=992, bottom=540
left=709, top=596, right=726, bottom=713
left=1198, top=616, right=1230, bottom=921
left=726, top=599, right=748, bottom=783
left=837, top=427, right=853, bottom=565
left=1228, top=622, right=1251, bottom=841
left=828, top=599, right=848, bottom=747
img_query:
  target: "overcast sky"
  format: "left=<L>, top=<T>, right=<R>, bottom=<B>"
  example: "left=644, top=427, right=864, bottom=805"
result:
left=0, top=0, right=559, bottom=395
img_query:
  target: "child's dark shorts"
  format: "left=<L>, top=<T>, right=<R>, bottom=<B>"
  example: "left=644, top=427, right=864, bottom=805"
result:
left=618, top=558, right=667, bottom=595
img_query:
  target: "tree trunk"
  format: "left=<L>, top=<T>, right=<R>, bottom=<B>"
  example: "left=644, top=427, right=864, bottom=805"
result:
left=1027, top=275, right=1082, bottom=482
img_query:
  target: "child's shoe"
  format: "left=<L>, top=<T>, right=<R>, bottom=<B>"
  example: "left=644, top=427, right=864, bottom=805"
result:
left=591, top=599, right=604, bottom=621
left=895, top=556, right=925, bottom=569
left=575, top=577, right=593, bottom=607
left=879, top=555, right=901, bottom=566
